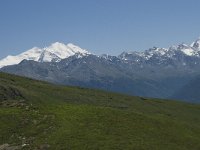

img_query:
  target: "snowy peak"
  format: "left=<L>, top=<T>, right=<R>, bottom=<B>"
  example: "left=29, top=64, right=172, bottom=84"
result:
left=0, top=47, right=42, bottom=68
left=191, top=38, right=200, bottom=49
left=145, top=47, right=168, bottom=56
left=0, top=42, right=90, bottom=68
left=177, top=43, right=190, bottom=49
left=38, top=42, right=90, bottom=62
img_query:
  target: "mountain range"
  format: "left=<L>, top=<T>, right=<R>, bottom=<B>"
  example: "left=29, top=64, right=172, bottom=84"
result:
left=1, top=39, right=200, bottom=103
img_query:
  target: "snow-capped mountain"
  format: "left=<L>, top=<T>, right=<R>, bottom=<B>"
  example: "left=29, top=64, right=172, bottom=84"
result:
left=119, top=39, right=200, bottom=63
left=0, top=42, right=90, bottom=68
left=191, top=38, right=200, bottom=49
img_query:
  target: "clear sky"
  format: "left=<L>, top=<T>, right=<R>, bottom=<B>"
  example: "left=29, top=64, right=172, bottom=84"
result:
left=0, top=0, right=200, bottom=59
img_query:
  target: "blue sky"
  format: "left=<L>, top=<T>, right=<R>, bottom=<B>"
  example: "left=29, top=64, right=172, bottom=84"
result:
left=0, top=0, right=200, bottom=58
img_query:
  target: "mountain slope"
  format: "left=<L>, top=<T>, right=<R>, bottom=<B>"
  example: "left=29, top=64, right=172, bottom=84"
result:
left=172, top=75, right=200, bottom=103
left=0, top=55, right=177, bottom=98
left=2, top=53, right=199, bottom=102
left=0, top=42, right=89, bottom=68
left=1, top=72, right=200, bottom=149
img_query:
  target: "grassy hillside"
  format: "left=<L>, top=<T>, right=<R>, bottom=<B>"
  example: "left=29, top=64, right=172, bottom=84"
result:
left=0, top=72, right=200, bottom=150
